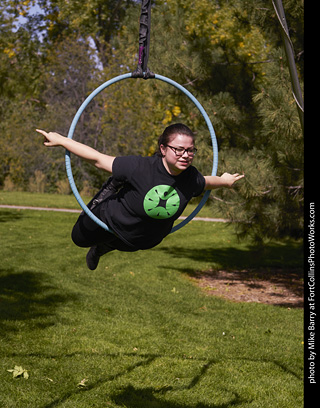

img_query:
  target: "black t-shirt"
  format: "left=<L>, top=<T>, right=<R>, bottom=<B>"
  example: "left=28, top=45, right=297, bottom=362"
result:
left=100, top=155, right=205, bottom=249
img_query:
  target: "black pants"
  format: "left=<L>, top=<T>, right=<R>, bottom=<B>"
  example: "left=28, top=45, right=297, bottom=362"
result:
left=71, top=180, right=138, bottom=254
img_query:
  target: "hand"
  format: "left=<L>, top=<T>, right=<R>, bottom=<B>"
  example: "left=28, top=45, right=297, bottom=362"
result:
left=36, top=129, right=66, bottom=147
left=220, top=172, right=245, bottom=188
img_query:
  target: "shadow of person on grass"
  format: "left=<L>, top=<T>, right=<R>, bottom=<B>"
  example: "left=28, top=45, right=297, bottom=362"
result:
left=111, top=384, right=248, bottom=408
left=43, top=354, right=250, bottom=408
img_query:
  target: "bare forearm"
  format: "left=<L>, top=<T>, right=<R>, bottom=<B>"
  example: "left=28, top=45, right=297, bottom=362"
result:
left=36, top=130, right=115, bottom=173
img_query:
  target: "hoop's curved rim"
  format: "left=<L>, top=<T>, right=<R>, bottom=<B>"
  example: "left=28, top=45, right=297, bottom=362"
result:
left=65, top=72, right=218, bottom=234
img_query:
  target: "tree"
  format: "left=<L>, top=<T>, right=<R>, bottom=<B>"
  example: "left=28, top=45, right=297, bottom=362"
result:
left=0, top=1, right=46, bottom=187
left=148, top=0, right=304, bottom=242
left=10, top=0, right=134, bottom=66
left=0, top=0, right=304, bottom=242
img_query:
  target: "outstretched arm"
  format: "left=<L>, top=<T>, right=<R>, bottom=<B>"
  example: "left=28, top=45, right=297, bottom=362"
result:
left=204, top=173, right=244, bottom=190
left=36, top=130, right=115, bottom=173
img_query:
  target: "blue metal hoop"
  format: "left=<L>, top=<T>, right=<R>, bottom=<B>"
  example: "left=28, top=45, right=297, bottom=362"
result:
left=65, top=73, right=218, bottom=233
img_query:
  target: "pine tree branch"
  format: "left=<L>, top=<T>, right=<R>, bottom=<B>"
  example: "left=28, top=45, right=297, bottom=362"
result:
left=213, top=59, right=275, bottom=67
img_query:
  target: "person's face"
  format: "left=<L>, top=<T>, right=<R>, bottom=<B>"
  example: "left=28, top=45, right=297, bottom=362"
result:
left=160, top=134, right=196, bottom=176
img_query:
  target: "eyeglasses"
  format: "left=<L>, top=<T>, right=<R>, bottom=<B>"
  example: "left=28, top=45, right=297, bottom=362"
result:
left=166, top=145, right=198, bottom=157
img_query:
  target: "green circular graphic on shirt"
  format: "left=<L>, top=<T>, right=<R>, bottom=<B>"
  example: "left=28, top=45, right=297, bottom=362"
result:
left=143, top=185, right=180, bottom=219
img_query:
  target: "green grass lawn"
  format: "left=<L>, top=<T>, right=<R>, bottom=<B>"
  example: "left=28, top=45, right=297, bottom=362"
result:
left=0, top=191, right=85, bottom=210
left=0, top=193, right=303, bottom=407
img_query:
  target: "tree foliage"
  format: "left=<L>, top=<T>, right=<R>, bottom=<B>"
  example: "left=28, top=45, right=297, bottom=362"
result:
left=0, top=0, right=304, bottom=242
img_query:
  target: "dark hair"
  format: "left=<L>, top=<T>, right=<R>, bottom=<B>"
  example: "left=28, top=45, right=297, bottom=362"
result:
left=157, top=123, right=195, bottom=156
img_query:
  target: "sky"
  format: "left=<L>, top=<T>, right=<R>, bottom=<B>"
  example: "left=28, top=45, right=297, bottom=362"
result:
left=16, top=3, right=43, bottom=27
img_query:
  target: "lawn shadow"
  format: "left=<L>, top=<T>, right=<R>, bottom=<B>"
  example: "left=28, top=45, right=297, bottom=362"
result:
left=0, top=209, right=24, bottom=223
left=112, top=384, right=248, bottom=408
left=155, top=242, right=303, bottom=308
left=111, top=357, right=249, bottom=407
left=9, top=349, right=300, bottom=407
left=42, top=353, right=251, bottom=408
left=0, top=268, right=78, bottom=335
left=156, top=241, right=303, bottom=270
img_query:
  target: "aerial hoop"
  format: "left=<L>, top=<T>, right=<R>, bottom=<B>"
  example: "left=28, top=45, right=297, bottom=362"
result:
left=65, top=73, right=218, bottom=233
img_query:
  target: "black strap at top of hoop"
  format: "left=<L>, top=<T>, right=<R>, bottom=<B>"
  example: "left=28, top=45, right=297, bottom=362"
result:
left=132, top=0, right=155, bottom=79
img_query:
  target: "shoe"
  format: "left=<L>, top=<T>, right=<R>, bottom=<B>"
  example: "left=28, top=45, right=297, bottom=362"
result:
left=86, top=246, right=100, bottom=270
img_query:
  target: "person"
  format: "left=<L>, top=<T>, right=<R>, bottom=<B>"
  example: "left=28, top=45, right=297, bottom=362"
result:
left=36, top=124, right=244, bottom=270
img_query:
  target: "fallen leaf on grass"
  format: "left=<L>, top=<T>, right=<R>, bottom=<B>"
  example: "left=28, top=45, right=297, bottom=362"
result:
left=77, top=378, right=88, bottom=388
left=7, top=365, right=29, bottom=379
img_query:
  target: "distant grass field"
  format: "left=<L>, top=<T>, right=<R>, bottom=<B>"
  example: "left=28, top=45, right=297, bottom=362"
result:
left=0, top=191, right=86, bottom=209
left=0, top=192, right=303, bottom=407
